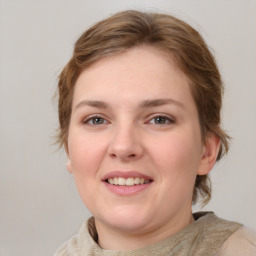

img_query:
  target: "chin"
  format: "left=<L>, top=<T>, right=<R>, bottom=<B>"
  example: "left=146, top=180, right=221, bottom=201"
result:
left=97, top=206, right=153, bottom=233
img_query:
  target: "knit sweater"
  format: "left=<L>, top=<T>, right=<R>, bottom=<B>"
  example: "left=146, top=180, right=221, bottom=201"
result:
left=54, top=212, right=256, bottom=256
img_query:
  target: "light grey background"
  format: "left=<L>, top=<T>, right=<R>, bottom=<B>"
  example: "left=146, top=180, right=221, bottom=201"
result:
left=0, top=1, right=255, bottom=255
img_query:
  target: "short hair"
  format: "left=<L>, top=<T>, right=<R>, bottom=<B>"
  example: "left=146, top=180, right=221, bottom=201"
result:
left=57, top=10, right=229, bottom=205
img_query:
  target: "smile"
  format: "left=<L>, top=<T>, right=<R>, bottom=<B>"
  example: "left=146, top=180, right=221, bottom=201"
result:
left=106, top=177, right=151, bottom=186
left=102, top=171, right=154, bottom=195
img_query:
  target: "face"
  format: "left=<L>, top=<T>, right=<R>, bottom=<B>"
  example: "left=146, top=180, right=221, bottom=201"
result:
left=67, top=46, right=217, bottom=237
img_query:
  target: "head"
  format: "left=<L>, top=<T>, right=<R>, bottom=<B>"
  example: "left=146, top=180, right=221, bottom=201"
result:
left=57, top=10, right=229, bottom=206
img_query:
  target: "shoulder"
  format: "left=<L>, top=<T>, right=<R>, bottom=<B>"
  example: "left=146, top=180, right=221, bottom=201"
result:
left=216, top=226, right=256, bottom=256
left=53, top=217, right=99, bottom=256
left=54, top=234, right=80, bottom=256
left=53, top=221, right=89, bottom=256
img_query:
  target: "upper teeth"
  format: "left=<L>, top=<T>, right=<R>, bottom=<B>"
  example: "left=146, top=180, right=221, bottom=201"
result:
left=107, top=177, right=150, bottom=186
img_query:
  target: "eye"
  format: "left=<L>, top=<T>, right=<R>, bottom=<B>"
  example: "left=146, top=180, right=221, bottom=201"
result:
left=83, top=116, right=108, bottom=125
left=148, top=115, right=174, bottom=125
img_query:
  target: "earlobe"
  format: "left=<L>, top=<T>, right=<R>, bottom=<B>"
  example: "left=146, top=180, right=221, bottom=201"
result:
left=66, top=159, right=73, bottom=174
left=197, top=133, right=220, bottom=175
left=64, top=142, right=73, bottom=173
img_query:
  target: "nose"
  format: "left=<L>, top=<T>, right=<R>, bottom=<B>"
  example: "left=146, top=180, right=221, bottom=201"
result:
left=107, top=123, right=144, bottom=162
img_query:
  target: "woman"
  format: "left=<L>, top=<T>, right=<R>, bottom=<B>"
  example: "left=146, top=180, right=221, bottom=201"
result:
left=55, top=10, right=256, bottom=256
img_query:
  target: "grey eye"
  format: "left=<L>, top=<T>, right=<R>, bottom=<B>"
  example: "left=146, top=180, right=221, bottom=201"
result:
left=154, top=116, right=168, bottom=124
left=149, top=116, right=173, bottom=125
left=90, top=117, right=105, bottom=125
left=84, top=116, right=107, bottom=125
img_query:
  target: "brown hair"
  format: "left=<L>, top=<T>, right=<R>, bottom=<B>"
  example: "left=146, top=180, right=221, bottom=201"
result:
left=57, top=10, right=229, bottom=205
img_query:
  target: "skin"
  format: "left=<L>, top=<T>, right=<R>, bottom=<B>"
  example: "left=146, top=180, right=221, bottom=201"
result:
left=66, top=46, right=220, bottom=251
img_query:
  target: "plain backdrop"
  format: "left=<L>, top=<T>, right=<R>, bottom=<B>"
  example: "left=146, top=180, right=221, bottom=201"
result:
left=0, top=1, right=255, bottom=255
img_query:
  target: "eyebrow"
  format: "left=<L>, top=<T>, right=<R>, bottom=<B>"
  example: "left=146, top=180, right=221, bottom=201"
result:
left=139, top=99, right=184, bottom=109
left=74, top=98, right=184, bottom=111
left=74, top=100, right=109, bottom=110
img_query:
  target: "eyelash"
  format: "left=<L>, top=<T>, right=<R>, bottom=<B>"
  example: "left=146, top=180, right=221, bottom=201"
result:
left=147, top=115, right=175, bottom=125
left=83, top=115, right=108, bottom=125
left=82, top=114, right=175, bottom=126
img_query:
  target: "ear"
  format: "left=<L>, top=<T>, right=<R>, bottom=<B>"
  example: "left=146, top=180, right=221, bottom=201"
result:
left=64, top=141, right=73, bottom=174
left=66, top=158, right=73, bottom=174
left=197, top=133, right=220, bottom=175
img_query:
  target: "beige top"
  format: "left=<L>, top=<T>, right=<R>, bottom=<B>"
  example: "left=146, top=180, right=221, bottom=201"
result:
left=54, top=212, right=256, bottom=256
left=216, top=226, right=256, bottom=256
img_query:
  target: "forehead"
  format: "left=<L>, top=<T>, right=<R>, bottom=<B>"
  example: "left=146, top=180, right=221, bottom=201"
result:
left=73, top=46, right=193, bottom=106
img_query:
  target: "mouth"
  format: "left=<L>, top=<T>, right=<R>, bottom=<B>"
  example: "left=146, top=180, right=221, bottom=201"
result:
left=102, top=171, right=154, bottom=195
left=105, top=177, right=152, bottom=186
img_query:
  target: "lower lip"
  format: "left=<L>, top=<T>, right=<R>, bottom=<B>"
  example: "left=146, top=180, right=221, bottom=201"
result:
left=103, top=182, right=152, bottom=196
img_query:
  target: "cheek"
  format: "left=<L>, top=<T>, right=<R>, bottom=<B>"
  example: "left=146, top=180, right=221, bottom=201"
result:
left=68, top=130, right=107, bottom=176
left=150, top=130, right=202, bottom=182
left=150, top=134, right=202, bottom=208
left=67, top=131, right=108, bottom=209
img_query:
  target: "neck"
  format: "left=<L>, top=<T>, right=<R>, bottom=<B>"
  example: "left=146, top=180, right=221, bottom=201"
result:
left=95, top=211, right=194, bottom=251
